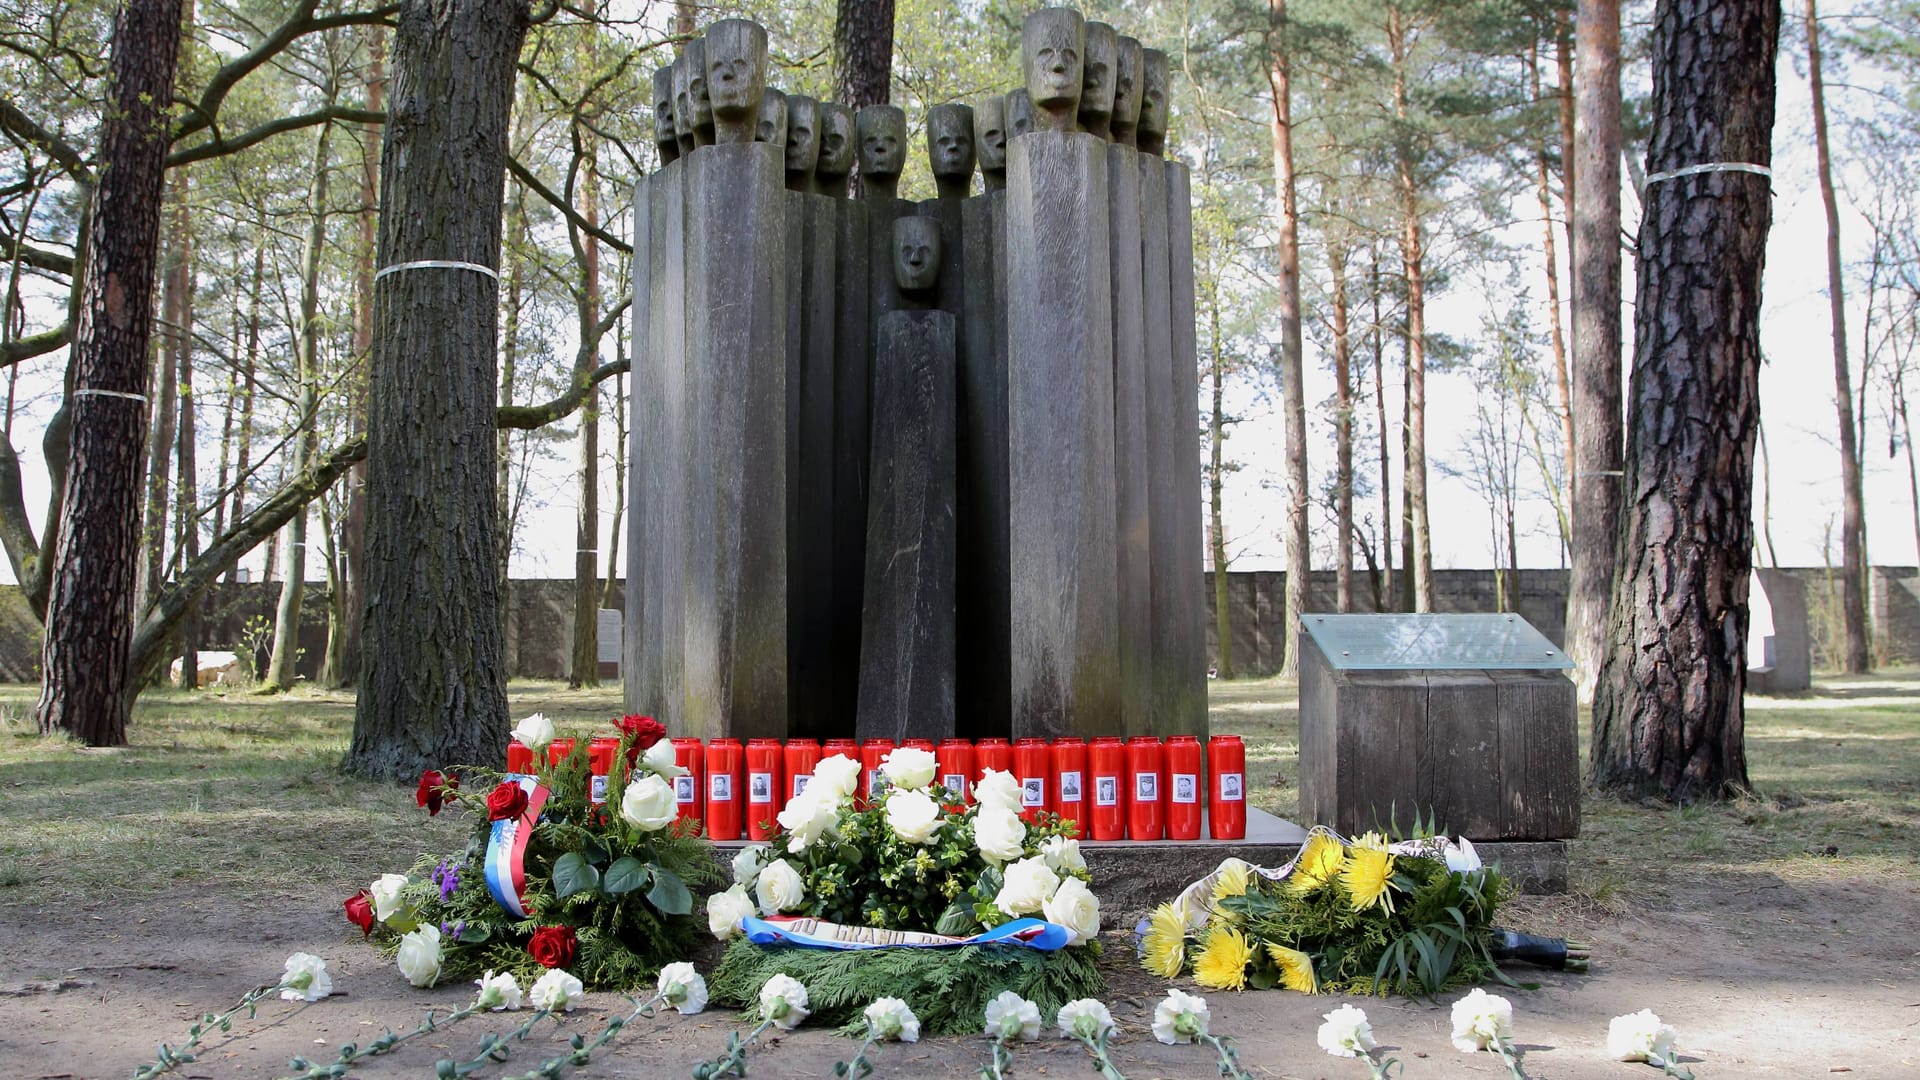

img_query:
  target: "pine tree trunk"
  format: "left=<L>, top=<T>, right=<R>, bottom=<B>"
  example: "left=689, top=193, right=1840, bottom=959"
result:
left=1330, top=239, right=1354, bottom=612
left=569, top=153, right=601, bottom=689
left=1371, top=253, right=1393, bottom=611
left=601, top=365, right=625, bottom=611
left=1590, top=0, right=1778, bottom=802
left=832, top=0, right=894, bottom=111
left=36, top=0, right=186, bottom=744
left=1532, top=47, right=1574, bottom=556
left=172, top=230, right=199, bottom=689
left=346, top=0, right=527, bottom=779
left=335, top=24, right=384, bottom=688
left=1208, top=289, right=1233, bottom=678
left=140, top=178, right=186, bottom=617
left=1567, top=0, right=1624, bottom=693
left=1390, top=11, right=1434, bottom=612
left=1805, top=0, right=1868, bottom=673
left=1270, top=0, right=1311, bottom=671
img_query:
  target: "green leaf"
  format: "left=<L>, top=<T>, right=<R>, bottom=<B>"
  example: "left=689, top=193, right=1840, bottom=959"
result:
left=647, top=867, right=694, bottom=914
left=551, top=851, right=601, bottom=898
left=934, top=898, right=978, bottom=937
left=457, top=921, right=492, bottom=944
left=604, top=856, right=651, bottom=895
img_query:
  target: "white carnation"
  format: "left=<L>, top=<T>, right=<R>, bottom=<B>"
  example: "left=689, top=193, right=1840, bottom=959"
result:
left=1607, top=1009, right=1678, bottom=1063
left=278, top=953, right=331, bottom=1003
left=706, top=884, right=757, bottom=940
left=1317, top=1004, right=1376, bottom=1058
left=1056, top=998, right=1115, bottom=1041
left=529, top=969, right=584, bottom=1012
left=509, top=712, right=555, bottom=751
left=755, top=857, right=807, bottom=915
left=983, top=990, right=1042, bottom=1042
left=863, top=996, right=921, bottom=1042
left=1450, top=988, right=1515, bottom=1052
left=1041, top=876, right=1100, bottom=944
left=973, top=806, right=1027, bottom=866
left=657, top=962, right=709, bottom=1016
left=994, top=856, right=1060, bottom=916
left=758, top=973, right=811, bottom=1030
left=884, top=787, right=943, bottom=844
left=473, top=970, right=522, bottom=1011
left=395, top=925, right=442, bottom=988
left=879, top=747, right=938, bottom=791
left=1151, top=988, right=1210, bottom=1044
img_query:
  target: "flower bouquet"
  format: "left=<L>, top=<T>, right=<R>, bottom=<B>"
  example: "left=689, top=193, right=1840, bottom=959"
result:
left=704, top=747, right=1106, bottom=1035
left=346, top=714, right=717, bottom=990
left=1141, top=827, right=1586, bottom=996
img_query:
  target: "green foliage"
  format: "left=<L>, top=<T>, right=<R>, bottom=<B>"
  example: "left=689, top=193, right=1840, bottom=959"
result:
left=706, top=937, right=1105, bottom=1037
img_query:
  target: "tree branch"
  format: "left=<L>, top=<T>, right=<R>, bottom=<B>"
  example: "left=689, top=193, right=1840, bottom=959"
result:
left=498, top=351, right=630, bottom=429
left=506, top=155, right=632, bottom=254
left=0, top=98, right=89, bottom=182
left=167, top=106, right=384, bottom=168
left=0, top=226, right=74, bottom=276
left=0, top=322, right=71, bottom=368
left=172, top=1, right=398, bottom=144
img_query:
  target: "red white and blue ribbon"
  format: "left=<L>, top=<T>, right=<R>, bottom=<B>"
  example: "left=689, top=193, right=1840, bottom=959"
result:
left=483, top=774, right=550, bottom=918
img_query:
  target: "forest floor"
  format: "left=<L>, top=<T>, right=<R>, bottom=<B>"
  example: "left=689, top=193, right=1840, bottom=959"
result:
left=1, top=673, right=1916, bottom=1079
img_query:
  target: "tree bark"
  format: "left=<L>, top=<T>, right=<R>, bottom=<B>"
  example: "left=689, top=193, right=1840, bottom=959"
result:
left=833, top=0, right=895, bottom=111
left=1566, top=0, right=1624, bottom=695
left=569, top=148, right=601, bottom=689
left=1590, top=0, right=1778, bottom=803
left=1330, top=237, right=1354, bottom=612
left=1532, top=46, right=1574, bottom=557
left=227, top=221, right=264, bottom=584
left=346, top=0, right=527, bottom=779
left=1805, top=0, right=1868, bottom=673
left=1269, top=0, right=1311, bottom=669
left=172, top=221, right=199, bottom=689
left=140, top=175, right=186, bottom=616
left=1207, top=280, right=1233, bottom=678
left=333, top=23, right=384, bottom=687
left=1371, top=252, right=1392, bottom=611
left=1389, top=9, right=1434, bottom=612
left=36, top=0, right=186, bottom=744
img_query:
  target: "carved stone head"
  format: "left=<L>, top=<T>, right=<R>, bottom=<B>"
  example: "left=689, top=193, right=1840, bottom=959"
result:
left=684, top=39, right=715, bottom=145
left=1078, top=22, right=1118, bottom=138
left=1111, top=37, right=1144, bottom=147
left=671, top=53, right=696, bottom=153
left=974, top=94, right=1007, bottom=189
left=784, top=95, right=820, bottom=183
left=927, top=103, right=975, bottom=198
left=856, top=104, right=906, bottom=198
left=893, top=216, right=941, bottom=294
left=1006, top=89, right=1036, bottom=139
left=814, top=103, right=856, bottom=194
left=1138, top=48, right=1170, bottom=156
left=652, top=67, right=679, bottom=164
left=756, top=87, right=787, bottom=147
left=1021, top=8, right=1084, bottom=132
left=704, top=19, right=767, bottom=142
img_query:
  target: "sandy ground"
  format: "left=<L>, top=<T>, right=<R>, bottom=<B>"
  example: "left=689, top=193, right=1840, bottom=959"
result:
left=2, top=861, right=1916, bottom=1080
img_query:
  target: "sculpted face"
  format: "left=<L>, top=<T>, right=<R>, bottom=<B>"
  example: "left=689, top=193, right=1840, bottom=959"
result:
left=785, top=95, right=820, bottom=175
left=1078, top=22, right=1117, bottom=135
left=671, top=54, right=694, bottom=144
left=1111, top=37, right=1144, bottom=143
left=893, top=216, right=941, bottom=293
left=685, top=40, right=714, bottom=139
left=1138, top=48, right=1170, bottom=153
left=856, top=105, right=906, bottom=179
left=1021, top=8, right=1084, bottom=127
left=756, top=88, right=787, bottom=147
left=927, top=103, right=975, bottom=181
left=652, top=67, right=678, bottom=158
left=973, top=95, right=1007, bottom=171
left=1006, top=89, right=1036, bottom=139
left=704, top=19, right=767, bottom=129
left=815, top=103, right=855, bottom=177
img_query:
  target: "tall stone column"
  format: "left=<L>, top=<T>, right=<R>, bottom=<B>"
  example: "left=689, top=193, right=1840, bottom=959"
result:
left=629, top=159, right=689, bottom=723
left=1140, top=148, right=1183, bottom=736
left=1163, top=159, right=1208, bottom=736
left=958, top=189, right=1011, bottom=738
left=787, top=188, right=841, bottom=738
left=1108, top=143, right=1152, bottom=736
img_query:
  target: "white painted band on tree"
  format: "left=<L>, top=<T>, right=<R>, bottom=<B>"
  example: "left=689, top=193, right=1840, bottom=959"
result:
left=71, top=388, right=149, bottom=404
left=1641, top=161, right=1772, bottom=186
left=373, top=259, right=501, bottom=283
left=1575, top=469, right=1625, bottom=478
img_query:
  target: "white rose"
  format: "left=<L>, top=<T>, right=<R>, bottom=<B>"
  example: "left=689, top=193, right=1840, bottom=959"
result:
left=657, top=962, right=709, bottom=1016
left=510, top=712, right=555, bottom=751
left=620, top=774, right=678, bottom=831
left=1041, top=876, right=1100, bottom=944
left=1056, top=998, right=1115, bottom=1041
left=994, top=855, right=1060, bottom=916
left=755, top=858, right=807, bottom=915
left=732, top=845, right=768, bottom=885
left=864, top=996, right=921, bottom=1042
left=974, top=806, right=1027, bottom=866
left=1607, top=1009, right=1677, bottom=1063
left=1450, top=988, right=1515, bottom=1052
left=530, top=968, right=584, bottom=1012
left=758, top=973, right=811, bottom=1030
left=880, top=747, right=937, bottom=791
left=278, top=953, right=331, bottom=1003
left=395, top=925, right=442, bottom=988
left=474, top=970, right=522, bottom=1011
left=369, top=873, right=410, bottom=923
left=884, top=788, right=942, bottom=845
left=983, top=990, right=1042, bottom=1042
left=1317, top=1004, right=1376, bottom=1058
left=1040, top=835, right=1086, bottom=873
left=973, top=768, right=1021, bottom=812
left=810, top=754, right=862, bottom=803
left=707, top=884, right=757, bottom=940
left=776, top=791, right=840, bottom=854
left=1152, top=988, right=1210, bottom=1045
left=643, top=737, right=687, bottom=778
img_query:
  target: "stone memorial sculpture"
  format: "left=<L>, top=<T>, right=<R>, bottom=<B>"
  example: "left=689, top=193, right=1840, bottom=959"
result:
left=1111, top=37, right=1144, bottom=148
left=1022, top=7, right=1085, bottom=133
left=756, top=87, right=787, bottom=147
left=670, top=53, right=697, bottom=155
left=927, top=103, right=977, bottom=199
left=1138, top=48, right=1170, bottom=157
left=892, top=216, right=941, bottom=300
left=1006, top=89, right=1036, bottom=139
left=856, top=104, right=907, bottom=200
left=653, top=67, right=680, bottom=165
left=705, top=19, right=768, bottom=144
left=974, top=95, right=1008, bottom=191
left=1078, top=22, right=1119, bottom=139
left=687, top=39, right=716, bottom=146
left=815, top=103, right=855, bottom=196
left=784, top=95, right=820, bottom=190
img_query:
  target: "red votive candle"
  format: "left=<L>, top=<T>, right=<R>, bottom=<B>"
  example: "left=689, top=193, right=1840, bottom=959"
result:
left=902, top=738, right=938, bottom=754
left=546, top=738, right=577, bottom=768
left=1127, top=736, right=1164, bottom=841
left=1088, top=736, right=1127, bottom=840
left=1165, top=735, right=1204, bottom=840
left=745, top=738, right=782, bottom=840
left=784, top=738, right=822, bottom=801
left=506, top=740, right=535, bottom=774
left=705, top=738, right=743, bottom=840
left=937, top=739, right=975, bottom=802
left=672, top=737, right=705, bottom=825
left=1208, top=735, right=1247, bottom=840
left=1014, top=738, right=1051, bottom=823
left=975, top=737, right=1013, bottom=782
left=588, top=736, right=619, bottom=806
left=859, top=739, right=895, bottom=807
left=1051, top=737, right=1087, bottom=837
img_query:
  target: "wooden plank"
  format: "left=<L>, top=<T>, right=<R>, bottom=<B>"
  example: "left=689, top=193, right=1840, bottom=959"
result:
left=1423, top=671, right=1500, bottom=837
left=1335, top=669, right=1427, bottom=836
left=1489, top=669, right=1580, bottom=839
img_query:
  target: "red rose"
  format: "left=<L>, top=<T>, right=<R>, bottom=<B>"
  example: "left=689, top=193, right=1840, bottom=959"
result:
left=527, top=925, right=578, bottom=969
left=416, top=770, right=456, bottom=815
left=618, top=714, right=667, bottom=767
left=486, top=781, right=530, bottom=822
left=344, top=890, right=375, bottom=937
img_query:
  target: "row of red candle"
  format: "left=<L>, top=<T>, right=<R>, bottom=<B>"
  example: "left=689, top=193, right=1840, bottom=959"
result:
left=507, top=734, right=1247, bottom=843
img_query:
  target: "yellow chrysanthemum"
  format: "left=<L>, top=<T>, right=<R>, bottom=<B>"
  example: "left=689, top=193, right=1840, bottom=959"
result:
left=1142, top=902, right=1189, bottom=979
left=1191, top=927, right=1255, bottom=991
left=1341, top=845, right=1396, bottom=912
left=1288, top=833, right=1347, bottom=894
left=1211, top=861, right=1251, bottom=905
left=1266, top=943, right=1318, bottom=994
left=1352, top=830, right=1390, bottom=851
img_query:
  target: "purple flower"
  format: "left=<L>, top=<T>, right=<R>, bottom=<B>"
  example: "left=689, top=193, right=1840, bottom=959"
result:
left=441, top=919, right=466, bottom=939
left=433, top=860, right=460, bottom=902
